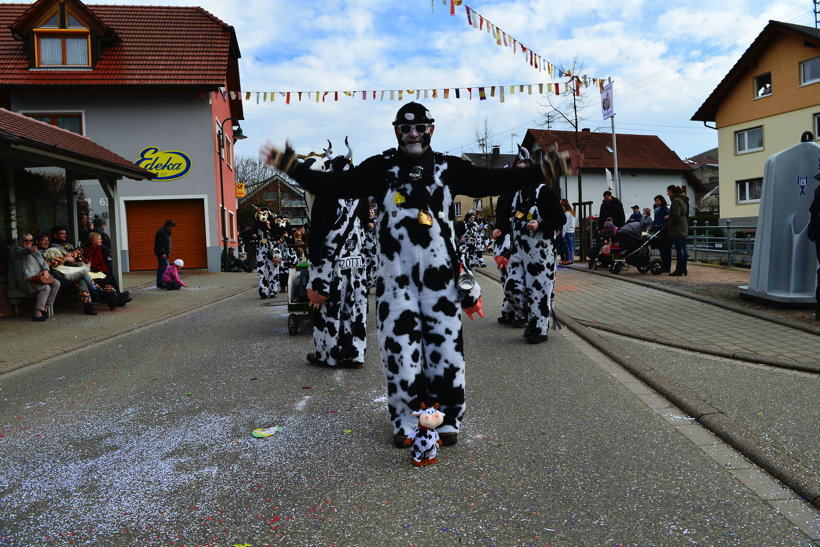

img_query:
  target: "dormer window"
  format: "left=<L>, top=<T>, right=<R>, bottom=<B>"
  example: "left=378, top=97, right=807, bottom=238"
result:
left=33, top=6, right=90, bottom=68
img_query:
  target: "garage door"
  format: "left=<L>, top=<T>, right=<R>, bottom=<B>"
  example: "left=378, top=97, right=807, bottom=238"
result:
left=125, top=199, right=207, bottom=270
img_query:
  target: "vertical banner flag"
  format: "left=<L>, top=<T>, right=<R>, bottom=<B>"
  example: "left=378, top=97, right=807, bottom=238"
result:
left=605, top=168, right=613, bottom=190
left=601, top=81, right=615, bottom=120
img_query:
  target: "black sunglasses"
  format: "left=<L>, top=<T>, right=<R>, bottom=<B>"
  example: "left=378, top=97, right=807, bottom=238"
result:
left=398, top=124, right=430, bottom=134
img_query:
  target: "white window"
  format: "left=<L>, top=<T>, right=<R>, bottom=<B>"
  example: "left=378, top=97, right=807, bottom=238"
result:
left=228, top=211, right=235, bottom=241
left=737, top=178, right=763, bottom=204
left=453, top=201, right=462, bottom=217
left=814, top=113, right=820, bottom=139
left=216, top=120, right=224, bottom=159
left=473, top=199, right=482, bottom=211
left=736, top=127, right=763, bottom=154
left=800, top=57, right=820, bottom=86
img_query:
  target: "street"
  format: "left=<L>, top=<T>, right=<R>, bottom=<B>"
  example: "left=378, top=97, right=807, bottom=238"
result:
left=0, top=276, right=817, bottom=545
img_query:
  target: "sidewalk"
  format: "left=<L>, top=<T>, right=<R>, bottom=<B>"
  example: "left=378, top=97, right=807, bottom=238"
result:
left=480, top=262, right=820, bottom=372
left=0, top=270, right=257, bottom=375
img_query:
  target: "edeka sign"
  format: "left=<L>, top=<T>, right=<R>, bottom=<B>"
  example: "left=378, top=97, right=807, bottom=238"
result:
left=135, top=147, right=192, bottom=181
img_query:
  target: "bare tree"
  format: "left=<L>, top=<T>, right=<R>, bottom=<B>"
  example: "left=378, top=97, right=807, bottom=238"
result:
left=537, top=58, right=604, bottom=262
left=474, top=115, right=497, bottom=221
left=234, top=155, right=278, bottom=194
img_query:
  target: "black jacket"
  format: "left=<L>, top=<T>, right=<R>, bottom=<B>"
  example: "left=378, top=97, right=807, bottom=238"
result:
left=154, top=227, right=172, bottom=258
left=598, top=197, right=626, bottom=229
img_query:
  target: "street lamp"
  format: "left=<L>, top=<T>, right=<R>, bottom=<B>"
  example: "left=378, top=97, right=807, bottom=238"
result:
left=217, top=117, right=247, bottom=271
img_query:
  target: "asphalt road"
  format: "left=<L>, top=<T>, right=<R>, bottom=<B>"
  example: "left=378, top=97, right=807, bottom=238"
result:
left=0, top=281, right=815, bottom=545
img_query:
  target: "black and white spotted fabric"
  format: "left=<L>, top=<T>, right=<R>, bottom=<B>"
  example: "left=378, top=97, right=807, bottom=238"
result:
left=503, top=184, right=564, bottom=337
left=293, top=148, right=546, bottom=437
left=309, top=196, right=369, bottom=366
left=463, top=219, right=487, bottom=268
left=255, top=224, right=281, bottom=298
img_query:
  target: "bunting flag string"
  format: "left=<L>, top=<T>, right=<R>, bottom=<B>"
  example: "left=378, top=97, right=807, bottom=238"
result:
left=445, top=2, right=606, bottom=87
left=216, top=76, right=607, bottom=105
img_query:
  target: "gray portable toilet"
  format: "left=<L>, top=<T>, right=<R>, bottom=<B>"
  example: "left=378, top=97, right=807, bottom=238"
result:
left=739, top=136, right=820, bottom=304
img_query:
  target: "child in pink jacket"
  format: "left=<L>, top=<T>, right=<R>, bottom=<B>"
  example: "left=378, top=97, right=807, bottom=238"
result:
left=162, top=259, right=188, bottom=290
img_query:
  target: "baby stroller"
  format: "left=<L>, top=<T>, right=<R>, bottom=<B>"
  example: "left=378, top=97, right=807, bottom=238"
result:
left=588, top=222, right=663, bottom=274
left=606, top=222, right=664, bottom=275
left=286, top=260, right=312, bottom=335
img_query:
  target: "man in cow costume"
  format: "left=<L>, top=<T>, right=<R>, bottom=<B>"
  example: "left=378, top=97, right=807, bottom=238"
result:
left=254, top=207, right=282, bottom=299
left=502, top=149, right=565, bottom=344
left=306, top=139, right=371, bottom=368
left=263, top=102, right=572, bottom=447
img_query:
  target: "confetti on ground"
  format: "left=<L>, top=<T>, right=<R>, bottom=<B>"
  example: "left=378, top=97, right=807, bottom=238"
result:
left=252, top=426, right=284, bottom=438
left=343, top=429, right=352, bottom=435
left=186, top=392, right=193, bottom=396
left=302, top=386, right=313, bottom=389
left=326, top=410, right=337, bottom=414
left=250, top=377, right=257, bottom=381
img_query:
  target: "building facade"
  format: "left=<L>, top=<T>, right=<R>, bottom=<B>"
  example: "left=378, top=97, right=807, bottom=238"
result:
left=691, top=21, right=820, bottom=225
left=0, top=0, right=245, bottom=271
left=522, top=129, right=700, bottom=220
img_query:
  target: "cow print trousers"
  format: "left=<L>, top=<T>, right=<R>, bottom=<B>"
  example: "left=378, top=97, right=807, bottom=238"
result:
left=311, top=262, right=368, bottom=366
left=376, top=265, right=466, bottom=437
left=504, top=234, right=556, bottom=337
left=256, top=243, right=280, bottom=298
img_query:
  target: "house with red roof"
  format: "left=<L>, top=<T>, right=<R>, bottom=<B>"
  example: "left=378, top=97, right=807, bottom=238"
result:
left=521, top=128, right=700, bottom=222
left=0, top=0, right=245, bottom=272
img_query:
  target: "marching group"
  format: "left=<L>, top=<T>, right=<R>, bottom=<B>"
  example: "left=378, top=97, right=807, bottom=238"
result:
left=262, top=101, right=574, bottom=452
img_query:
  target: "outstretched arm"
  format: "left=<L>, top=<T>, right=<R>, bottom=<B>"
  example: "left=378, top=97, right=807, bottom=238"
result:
left=262, top=142, right=383, bottom=199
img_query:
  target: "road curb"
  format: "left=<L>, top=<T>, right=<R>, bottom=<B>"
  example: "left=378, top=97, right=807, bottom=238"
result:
left=571, top=264, right=820, bottom=336
left=575, top=320, right=820, bottom=374
left=555, top=309, right=820, bottom=510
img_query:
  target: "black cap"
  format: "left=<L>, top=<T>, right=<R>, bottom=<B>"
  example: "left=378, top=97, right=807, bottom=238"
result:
left=393, top=102, right=434, bottom=126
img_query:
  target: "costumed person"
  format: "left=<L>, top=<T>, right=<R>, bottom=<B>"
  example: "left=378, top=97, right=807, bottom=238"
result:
left=492, top=156, right=526, bottom=328
left=808, top=177, right=820, bottom=320
left=462, top=210, right=486, bottom=268
left=363, top=206, right=378, bottom=290
left=502, top=150, right=565, bottom=344
left=271, top=213, right=298, bottom=289
left=79, top=231, right=130, bottom=310
left=305, top=138, right=371, bottom=368
left=263, top=101, right=573, bottom=448
left=253, top=207, right=282, bottom=299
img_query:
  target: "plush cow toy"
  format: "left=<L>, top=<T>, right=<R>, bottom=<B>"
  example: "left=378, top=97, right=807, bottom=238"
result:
left=403, top=403, right=445, bottom=467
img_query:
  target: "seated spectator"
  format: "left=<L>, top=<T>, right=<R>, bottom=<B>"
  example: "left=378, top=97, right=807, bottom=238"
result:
left=162, top=259, right=188, bottom=290
left=10, top=233, right=61, bottom=321
left=38, top=234, right=102, bottom=315
left=224, top=247, right=251, bottom=272
left=81, top=232, right=130, bottom=308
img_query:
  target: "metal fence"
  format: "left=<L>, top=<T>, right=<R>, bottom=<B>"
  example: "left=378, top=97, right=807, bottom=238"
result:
left=688, top=220, right=756, bottom=268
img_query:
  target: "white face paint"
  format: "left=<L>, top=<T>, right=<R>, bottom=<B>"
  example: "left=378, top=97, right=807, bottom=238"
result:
left=396, top=124, right=434, bottom=157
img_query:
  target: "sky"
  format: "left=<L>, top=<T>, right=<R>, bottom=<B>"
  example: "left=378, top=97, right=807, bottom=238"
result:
left=78, top=0, right=819, bottom=163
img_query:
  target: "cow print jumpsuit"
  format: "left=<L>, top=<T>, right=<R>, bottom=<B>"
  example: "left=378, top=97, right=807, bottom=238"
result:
left=503, top=184, right=565, bottom=337
left=308, top=195, right=370, bottom=366
left=293, top=148, right=546, bottom=436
